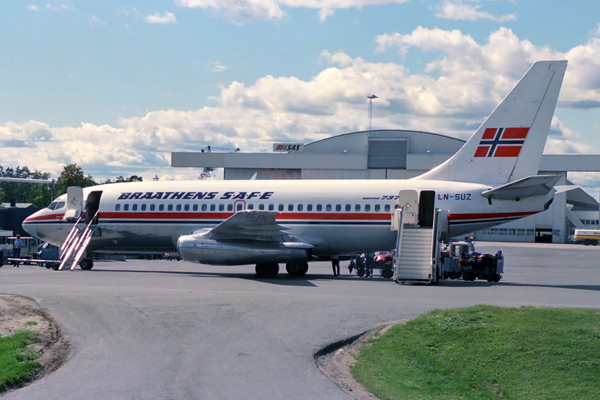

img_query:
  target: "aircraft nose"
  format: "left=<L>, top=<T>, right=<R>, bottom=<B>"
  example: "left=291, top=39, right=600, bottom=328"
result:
left=22, top=215, right=38, bottom=238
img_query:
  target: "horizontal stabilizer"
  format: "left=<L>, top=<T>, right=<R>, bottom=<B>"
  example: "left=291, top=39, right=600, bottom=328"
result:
left=481, top=175, right=561, bottom=200
left=554, top=185, right=581, bottom=194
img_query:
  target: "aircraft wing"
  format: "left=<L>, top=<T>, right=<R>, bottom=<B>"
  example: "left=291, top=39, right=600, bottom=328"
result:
left=208, top=210, right=292, bottom=240
left=481, top=175, right=561, bottom=200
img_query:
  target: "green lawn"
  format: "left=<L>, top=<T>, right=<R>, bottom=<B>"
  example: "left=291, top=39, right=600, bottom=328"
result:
left=352, top=305, right=600, bottom=399
left=0, top=330, right=42, bottom=392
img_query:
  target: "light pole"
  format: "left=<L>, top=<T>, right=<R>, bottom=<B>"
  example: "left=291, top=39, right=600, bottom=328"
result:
left=367, top=94, right=378, bottom=131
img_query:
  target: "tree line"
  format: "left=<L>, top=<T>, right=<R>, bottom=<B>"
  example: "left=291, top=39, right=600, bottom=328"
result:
left=0, top=164, right=143, bottom=208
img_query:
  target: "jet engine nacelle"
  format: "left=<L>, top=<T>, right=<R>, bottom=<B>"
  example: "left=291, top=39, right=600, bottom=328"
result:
left=177, top=234, right=310, bottom=266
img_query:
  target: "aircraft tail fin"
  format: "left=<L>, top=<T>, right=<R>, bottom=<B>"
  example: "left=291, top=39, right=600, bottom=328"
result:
left=414, top=60, right=567, bottom=185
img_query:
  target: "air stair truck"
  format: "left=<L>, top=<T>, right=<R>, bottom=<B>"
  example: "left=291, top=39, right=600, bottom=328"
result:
left=391, top=190, right=503, bottom=284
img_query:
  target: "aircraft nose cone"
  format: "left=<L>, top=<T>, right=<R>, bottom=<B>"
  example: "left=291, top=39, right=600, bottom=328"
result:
left=22, top=217, right=38, bottom=238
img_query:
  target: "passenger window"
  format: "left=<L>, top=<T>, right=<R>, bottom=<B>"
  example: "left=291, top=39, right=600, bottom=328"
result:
left=192, top=204, right=198, bottom=211
left=201, top=204, right=207, bottom=211
left=236, top=203, right=243, bottom=211
left=159, top=204, right=164, bottom=211
left=210, top=204, right=215, bottom=211
left=176, top=204, right=182, bottom=211
left=124, top=204, right=129, bottom=211
left=278, top=204, right=284, bottom=211
left=219, top=204, right=224, bottom=211
left=307, top=204, right=312, bottom=211
left=168, top=204, right=173, bottom=211
left=365, top=204, right=370, bottom=212
left=141, top=204, right=146, bottom=211
left=268, top=204, right=274, bottom=211
left=317, top=204, right=322, bottom=212
left=258, top=204, right=265, bottom=210
left=345, top=204, right=351, bottom=212
left=355, top=204, right=361, bottom=212
left=326, top=204, right=332, bottom=211
left=288, top=204, right=294, bottom=212
left=184, top=204, right=189, bottom=211
left=248, top=204, right=254, bottom=210
left=384, top=204, right=391, bottom=212
left=335, top=204, right=341, bottom=212
left=374, top=204, right=380, bottom=212
left=297, top=204, right=303, bottom=212
left=115, top=204, right=120, bottom=211
left=227, top=204, right=233, bottom=212
left=132, top=204, right=138, bottom=211
left=150, top=204, right=155, bottom=211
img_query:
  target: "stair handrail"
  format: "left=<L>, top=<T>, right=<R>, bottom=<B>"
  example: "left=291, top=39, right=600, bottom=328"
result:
left=59, top=212, right=86, bottom=258
left=58, top=210, right=99, bottom=271
left=393, top=207, right=405, bottom=282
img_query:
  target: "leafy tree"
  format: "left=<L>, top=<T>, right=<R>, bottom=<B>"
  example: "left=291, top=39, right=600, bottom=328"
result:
left=54, top=163, right=97, bottom=197
left=0, top=165, right=52, bottom=207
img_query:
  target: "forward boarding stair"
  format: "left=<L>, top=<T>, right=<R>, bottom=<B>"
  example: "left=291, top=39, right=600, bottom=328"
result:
left=393, top=190, right=446, bottom=284
left=56, top=186, right=101, bottom=271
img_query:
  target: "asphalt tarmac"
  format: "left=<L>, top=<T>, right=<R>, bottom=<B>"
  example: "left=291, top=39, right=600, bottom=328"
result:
left=1, top=242, right=599, bottom=400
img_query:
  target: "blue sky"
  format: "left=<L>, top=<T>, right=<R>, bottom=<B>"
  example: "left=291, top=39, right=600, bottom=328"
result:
left=1, top=0, right=600, bottom=196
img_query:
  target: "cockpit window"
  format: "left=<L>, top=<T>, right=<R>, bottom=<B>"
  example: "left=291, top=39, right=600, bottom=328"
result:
left=48, top=202, right=58, bottom=210
left=55, top=202, right=66, bottom=210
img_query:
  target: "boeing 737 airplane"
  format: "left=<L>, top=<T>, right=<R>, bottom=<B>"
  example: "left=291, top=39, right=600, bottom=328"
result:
left=23, top=60, right=568, bottom=277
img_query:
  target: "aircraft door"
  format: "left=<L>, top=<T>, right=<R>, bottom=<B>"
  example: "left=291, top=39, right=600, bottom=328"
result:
left=85, top=191, right=103, bottom=224
left=234, top=200, right=246, bottom=213
left=419, top=190, right=436, bottom=227
left=63, top=186, right=83, bottom=220
left=398, top=190, right=418, bottom=225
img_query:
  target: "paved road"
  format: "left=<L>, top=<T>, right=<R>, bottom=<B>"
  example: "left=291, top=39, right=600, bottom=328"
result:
left=1, top=242, right=599, bottom=399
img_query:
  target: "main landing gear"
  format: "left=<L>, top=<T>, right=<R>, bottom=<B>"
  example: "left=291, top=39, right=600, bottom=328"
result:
left=255, top=261, right=309, bottom=278
left=255, top=263, right=279, bottom=278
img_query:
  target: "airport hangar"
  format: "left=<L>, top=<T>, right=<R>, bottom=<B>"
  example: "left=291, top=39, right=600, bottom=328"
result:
left=172, top=129, right=600, bottom=244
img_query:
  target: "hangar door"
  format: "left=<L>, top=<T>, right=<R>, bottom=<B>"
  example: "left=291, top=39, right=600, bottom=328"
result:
left=367, top=138, right=408, bottom=169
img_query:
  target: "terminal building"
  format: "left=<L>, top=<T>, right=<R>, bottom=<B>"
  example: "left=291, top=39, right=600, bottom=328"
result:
left=172, top=129, right=600, bottom=244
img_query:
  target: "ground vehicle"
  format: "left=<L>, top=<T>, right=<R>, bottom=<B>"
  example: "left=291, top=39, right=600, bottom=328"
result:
left=348, top=252, right=394, bottom=278
left=440, top=240, right=503, bottom=282
left=573, top=229, right=600, bottom=246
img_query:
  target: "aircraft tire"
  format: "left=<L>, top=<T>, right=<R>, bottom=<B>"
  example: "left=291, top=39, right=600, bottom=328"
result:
left=256, top=262, right=279, bottom=278
left=286, top=261, right=308, bottom=276
left=79, top=258, right=94, bottom=270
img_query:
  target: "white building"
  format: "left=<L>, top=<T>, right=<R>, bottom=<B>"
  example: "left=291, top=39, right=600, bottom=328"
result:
left=172, top=129, right=600, bottom=244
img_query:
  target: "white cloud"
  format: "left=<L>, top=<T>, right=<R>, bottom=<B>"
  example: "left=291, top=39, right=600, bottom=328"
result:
left=3, top=27, right=600, bottom=182
left=434, top=0, right=516, bottom=22
left=90, top=15, right=106, bottom=26
left=145, top=12, right=177, bottom=24
left=207, top=61, right=227, bottom=72
left=175, top=0, right=408, bottom=22
left=27, top=5, right=39, bottom=11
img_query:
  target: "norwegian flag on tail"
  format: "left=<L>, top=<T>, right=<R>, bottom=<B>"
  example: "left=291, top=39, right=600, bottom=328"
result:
left=474, top=127, right=530, bottom=157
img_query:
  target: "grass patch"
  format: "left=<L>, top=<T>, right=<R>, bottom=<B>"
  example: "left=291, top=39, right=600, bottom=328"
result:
left=24, top=321, right=37, bottom=326
left=351, top=305, right=600, bottom=399
left=0, top=330, right=42, bottom=392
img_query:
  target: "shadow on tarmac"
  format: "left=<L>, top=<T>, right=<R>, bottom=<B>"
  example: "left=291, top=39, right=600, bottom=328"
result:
left=79, top=268, right=398, bottom=287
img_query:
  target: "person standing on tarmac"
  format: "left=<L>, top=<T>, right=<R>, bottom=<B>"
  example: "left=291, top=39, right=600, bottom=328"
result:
left=365, top=252, right=375, bottom=278
left=13, top=234, right=24, bottom=268
left=331, top=254, right=340, bottom=277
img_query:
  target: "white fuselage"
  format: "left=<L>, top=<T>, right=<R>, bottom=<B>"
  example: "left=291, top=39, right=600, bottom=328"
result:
left=23, top=179, right=550, bottom=258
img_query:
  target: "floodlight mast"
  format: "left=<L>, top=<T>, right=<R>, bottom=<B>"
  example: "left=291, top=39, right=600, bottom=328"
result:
left=367, top=94, right=378, bottom=131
